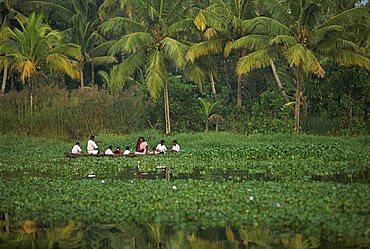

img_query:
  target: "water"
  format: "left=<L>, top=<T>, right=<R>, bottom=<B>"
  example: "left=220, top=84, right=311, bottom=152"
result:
left=0, top=220, right=365, bottom=249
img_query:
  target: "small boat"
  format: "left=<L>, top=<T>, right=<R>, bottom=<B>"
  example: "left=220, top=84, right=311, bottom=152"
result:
left=63, top=152, right=157, bottom=158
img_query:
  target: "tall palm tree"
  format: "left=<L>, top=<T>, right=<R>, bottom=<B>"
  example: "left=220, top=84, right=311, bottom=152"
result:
left=0, top=13, right=81, bottom=112
left=63, top=0, right=116, bottom=89
left=187, top=0, right=255, bottom=107
left=100, top=0, right=193, bottom=134
left=0, top=0, right=74, bottom=95
left=231, top=0, right=370, bottom=131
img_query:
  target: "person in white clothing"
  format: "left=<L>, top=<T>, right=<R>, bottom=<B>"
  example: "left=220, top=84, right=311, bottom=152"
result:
left=105, top=145, right=114, bottom=155
left=135, top=137, right=148, bottom=154
left=71, top=142, right=82, bottom=154
left=87, top=135, right=99, bottom=154
left=123, top=146, right=130, bottom=155
left=171, top=140, right=180, bottom=152
left=156, top=140, right=167, bottom=154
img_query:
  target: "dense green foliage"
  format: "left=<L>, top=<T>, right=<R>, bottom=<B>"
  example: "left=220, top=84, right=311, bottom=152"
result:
left=0, top=0, right=369, bottom=137
left=0, top=133, right=369, bottom=245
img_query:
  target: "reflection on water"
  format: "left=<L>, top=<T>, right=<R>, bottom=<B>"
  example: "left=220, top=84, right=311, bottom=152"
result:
left=1, top=167, right=368, bottom=184
left=0, top=219, right=368, bottom=249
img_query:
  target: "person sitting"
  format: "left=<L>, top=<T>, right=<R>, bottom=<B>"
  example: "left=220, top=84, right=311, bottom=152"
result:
left=171, top=140, right=180, bottom=152
left=150, top=146, right=158, bottom=155
left=135, top=137, right=148, bottom=154
left=87, top=135, right=99, bottom=154
left=71, top=142, right=82, bottom=154
left=123, top=146, right=130, bottom=155
left=114, top=147, right=122, bottom=155
left=104, top=145, right=114, bottom=155
left=156, top=140, right=167, bottom=154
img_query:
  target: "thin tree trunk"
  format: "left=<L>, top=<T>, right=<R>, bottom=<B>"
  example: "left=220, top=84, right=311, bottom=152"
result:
left=205, top=119, right=209, bottom=132
left=91, top=62, right=95, bottom=85
left=270, top=59, right=289, bottom=102
left=162, top=64, right=171, bottom=135
left=4, top=212, right=10, bottom=233
left=237, top=49, right=247, bottom=107
left=10, top=72, right=14, bottom=91
left=80, top=61, right=84, bottom=89
left=1, top=64, right=8, bottom=96
left=30, top=78, right=35, bottom=114
left=294, top=63, right=303, bottom=132
left=210, top=72, right=217, bottom=95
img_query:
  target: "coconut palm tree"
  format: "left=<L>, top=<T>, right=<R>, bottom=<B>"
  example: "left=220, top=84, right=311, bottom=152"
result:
left=231, top=0, right=370, bottom=131
left=187, top=0, right=255, bottom=107
left=63, top=0, right=116, bottom=89
left=198, top=97, right=220, bottom=132
left=0, top=13, right=81, bottom=112
left=100, top=0, right=194, bottom=135
left=0, top=0, right=74, bottom=95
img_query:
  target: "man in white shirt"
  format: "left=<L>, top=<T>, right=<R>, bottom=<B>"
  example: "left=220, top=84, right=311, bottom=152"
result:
left=71, top=142, right=82, bottom=154
left=87, top=135, right=99, bottom=154
left=156, top=140, right=167, bottom=154
left=105, top=145, right=114, bottom=155
left=171, top=140, right=180, bottom=152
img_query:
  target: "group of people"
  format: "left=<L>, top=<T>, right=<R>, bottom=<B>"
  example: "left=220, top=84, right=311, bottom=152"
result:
left=71, top=135, right=180, bottom=155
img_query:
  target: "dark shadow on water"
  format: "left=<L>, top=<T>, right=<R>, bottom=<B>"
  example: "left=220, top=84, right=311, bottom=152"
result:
left=1, top=167, right=369, bottom=184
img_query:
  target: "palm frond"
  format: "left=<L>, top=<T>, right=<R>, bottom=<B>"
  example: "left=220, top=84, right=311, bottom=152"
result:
left=17, top=1, right=74, bottom=17
left=184, top=62, right=206, bottom=88
left=331, top=49, right=370, bottom=71
left=236, top=48, right=275, bottom=75
left=115, top=48, right=146, bottom=80
left=98, top=0, right=120, bottom=19
left=269, top=35, right=297, bottom=47
left=16, top=60, right=36, bottom=83
left=49, top=44, right=82, bottom=60
left=309, top=25, right=344, bottom=47
left=194, top=9, right=225, bottom=32
left=243, top=17, right=292, bottom=36
left=186, top=39, right=223, bottom=62
left=109, top=32, right=154, bottom=55
left=232, top=35, right=271, bottom=51
left=145, top=49, right=164, bottom=101
left=320, top=7, right=369, bottom=29
left=46, top=54, right=80, bottom=80
left=303, top=48, right=325, bottom=77
left=203, top=28, right=219, bottom=40
left=167, top=18, right=195, bottom=35
left=89, top=41, right=116, bottom=57
left=257, top=0, right=291, bottom=25
left=90, top=56, right=117, bottom=65
left=100, top=17, right=144, bottom=36
left=161, top=37, right=187, bottom=69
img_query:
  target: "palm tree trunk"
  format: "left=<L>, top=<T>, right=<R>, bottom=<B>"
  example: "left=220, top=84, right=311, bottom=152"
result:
left=1, top=64, right=8, bottom=96
left=30, top=78, right=35, bottom=114
left=10, top=72, right=14, bottom=91
left=237, top=49, right=246, bottom=107
left=294, top=63, right=303, bottom=132
left=91, top=62, right=95, bottom=85
left=205, top=119, right=209, bottom=132
left=270, top=59, right=289, bottom=102
left=79, top=61, right=84, bottom=88
left=162, top=64, right=171, bottom=135
left=210, top=72, right=217, bottom=95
